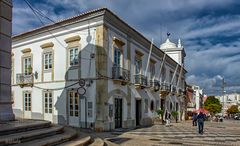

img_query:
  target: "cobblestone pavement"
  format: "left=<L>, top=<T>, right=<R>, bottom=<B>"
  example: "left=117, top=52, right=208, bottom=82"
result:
left=104, top=120, right=240, bottom=146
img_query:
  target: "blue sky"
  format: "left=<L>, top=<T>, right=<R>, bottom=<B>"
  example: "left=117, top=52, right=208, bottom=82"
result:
left=13, top=0, right=240, bottom=95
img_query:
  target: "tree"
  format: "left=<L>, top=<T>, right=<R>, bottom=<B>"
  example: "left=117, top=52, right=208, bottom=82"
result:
left=171, top=111, right=179, bottom=123
left=227, top=105, right=239, bottom=114
left=204, top=96, right=222, bottom=115
left=156, top=109, right=164, bottom=124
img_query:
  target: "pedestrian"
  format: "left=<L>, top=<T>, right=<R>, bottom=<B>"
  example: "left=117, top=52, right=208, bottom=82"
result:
left=197, top=112, right=206, bottom=134
left=192, top=113, right=197, bottom=126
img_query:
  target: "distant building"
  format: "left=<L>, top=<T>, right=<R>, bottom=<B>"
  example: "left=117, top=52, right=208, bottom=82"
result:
left=216, top=93, right=240, bottom=114
left=186, top=85, right=204, bottom=112
left=11, top=8, right=187, bottom=131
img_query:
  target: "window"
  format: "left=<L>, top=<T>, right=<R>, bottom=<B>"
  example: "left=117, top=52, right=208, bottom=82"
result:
left=69, top=48, right=79, bottom=66
left=69, top=91, right=79, bottom=117
left=135, top=57, right=142, bottom=75
left=88, top=102, right=93, bottom=118
left=170, top=102, right=173, bottom=110
left=160, top=67, right=166, bottom=82
left=150, top=100, right=154, bottom=111
left=24, top=92, right=31, bottom=111
left=169, top=71, right=173, bottom=83
left=44, top=92, right=53, bottom=114
left=114, top=47, right=122, bottom=67
left=23, top=56, right=32, bottom=75
left=44, top=52, right=52, bottom=70
left=150, top=63, right=155, bottom=79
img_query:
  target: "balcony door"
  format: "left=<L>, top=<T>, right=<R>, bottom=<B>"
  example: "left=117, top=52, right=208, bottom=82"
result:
left=23, top=56, right=32, bottom=75
left=114, top=98, right=123, bottom=128
left=43, top=92, right=53, bottom=122
left=68, top=91, right=80, bottom=127
left=135, top=57, right=142, bottom=75
left=23, top=92, right=31, bottom=119
left=114, top=47, right=122, bottom=67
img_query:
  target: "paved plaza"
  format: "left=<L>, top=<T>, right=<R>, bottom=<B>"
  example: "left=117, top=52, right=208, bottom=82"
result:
left=88, top=120, right=240, bottom=146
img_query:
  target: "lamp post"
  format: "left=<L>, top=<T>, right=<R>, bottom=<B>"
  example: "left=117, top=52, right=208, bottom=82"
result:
left=222, top=78, right=226, bottom=116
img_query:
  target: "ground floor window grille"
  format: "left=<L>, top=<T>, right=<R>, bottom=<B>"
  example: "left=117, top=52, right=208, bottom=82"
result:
left=88, top=102, right=93, bottom=118
left=44, top=92, right=53, bottom=113
left=69, top=91, right=79, bottom=117
left=24, top=92, right=31, bottom=111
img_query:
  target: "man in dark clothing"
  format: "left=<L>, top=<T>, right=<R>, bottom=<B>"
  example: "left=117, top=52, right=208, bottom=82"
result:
left=192, top=113, right=197, bottom=126
left=197, top=112, right=206, bottom=134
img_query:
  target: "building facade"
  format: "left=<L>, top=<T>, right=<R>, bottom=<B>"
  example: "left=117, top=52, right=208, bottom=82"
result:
left=216, top=93, right=240, bottom=114
left=12, top=8, right=186, bottom=131
left=0, top=0, right=15, bottom=121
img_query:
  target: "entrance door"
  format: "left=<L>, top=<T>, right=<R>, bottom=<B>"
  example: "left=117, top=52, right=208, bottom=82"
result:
left=23, top=92, right=31, bottom=119
left=135, top=99, right=142, bottom=126
left=114, top=98, right=122, bottom=128
left=43, top=92, right=53, bottom=122
left=68, top=91, right=80, bottom=127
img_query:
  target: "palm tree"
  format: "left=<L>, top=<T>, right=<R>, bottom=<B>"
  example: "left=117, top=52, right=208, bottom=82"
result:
left=156, top=109, right=164, bottom=124
left=171, top=111, right=179, bottom=123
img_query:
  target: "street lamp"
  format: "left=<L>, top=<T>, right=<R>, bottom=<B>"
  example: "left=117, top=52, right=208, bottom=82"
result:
left=222, top=78, right=226, bottom=116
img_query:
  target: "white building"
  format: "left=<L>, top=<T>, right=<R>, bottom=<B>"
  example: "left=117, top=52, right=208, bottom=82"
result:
left=12, top=8, right=186, bottom=131
left=216, top=93, right=240, bottom=113
left=193, top=85, right=203, bottom=110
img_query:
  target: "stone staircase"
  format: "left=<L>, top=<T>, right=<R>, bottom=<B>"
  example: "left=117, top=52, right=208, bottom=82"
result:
left=0, top=119, right=103, bottom=146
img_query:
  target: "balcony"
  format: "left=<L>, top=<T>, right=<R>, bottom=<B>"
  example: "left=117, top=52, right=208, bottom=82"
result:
left=159, top=82, right=170, bottom=97
left=112, top=66, right=130, bottom=85
left=149, top=79, right=160, bottom=91
left=177, top=88, right=185, bottom=96
left=171, top=85, right=177, bottom=95
left=134, top=74, right=147, bottom=88
left=16, top=73, right=34, bottom=87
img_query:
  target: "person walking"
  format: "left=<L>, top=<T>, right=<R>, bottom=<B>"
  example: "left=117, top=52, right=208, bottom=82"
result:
left=192, top=113, right=197, bottom=126
left=197, top=112, right=206, bottom=134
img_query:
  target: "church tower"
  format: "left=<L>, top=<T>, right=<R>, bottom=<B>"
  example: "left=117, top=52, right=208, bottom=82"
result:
left=160, top=33, right=186, bottom=66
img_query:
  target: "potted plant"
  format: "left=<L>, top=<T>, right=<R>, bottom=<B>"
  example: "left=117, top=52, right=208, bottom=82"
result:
left=28, top=66, right=33, bottom=74
left=171, top=111, right=179, bottom=123
left=156, top=109, right=164, bottom=125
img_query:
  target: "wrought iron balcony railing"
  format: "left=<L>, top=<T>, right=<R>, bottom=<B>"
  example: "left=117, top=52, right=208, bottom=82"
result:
left=16, top=73, right=34, bottom=87
left=171, top=85, right=177, bottom=94
left=149, top=79, right=160, bottom=91
left=159, top=82, right=170, bottom=92
left=112, top=66, right=130, bottom=82
left=134, top=74, right=147, bottom=87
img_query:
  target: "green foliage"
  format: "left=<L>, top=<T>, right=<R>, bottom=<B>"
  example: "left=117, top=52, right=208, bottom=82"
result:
left=171, top=111, right=179, bottom=123
left=156, top=109, right=164, bottom=116
left=227, top=105, right=239, bottom=114
left=204, top=96, right=222, bottom=115
left=171, top=111, right=178, bottom=117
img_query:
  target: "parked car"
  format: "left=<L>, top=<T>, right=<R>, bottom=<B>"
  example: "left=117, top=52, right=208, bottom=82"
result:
left=234, top=114, right=240, bottom=120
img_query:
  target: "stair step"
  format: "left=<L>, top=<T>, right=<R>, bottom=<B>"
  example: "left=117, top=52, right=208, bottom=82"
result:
left=89, top=138, right=104, bottom=146
left=58, top=136, right=91, bottom=146
left=0, top=120, right=51, bottom=136
left=11, top=127, right=77, bottom=146
left=0, top=125, right=64, bottom=146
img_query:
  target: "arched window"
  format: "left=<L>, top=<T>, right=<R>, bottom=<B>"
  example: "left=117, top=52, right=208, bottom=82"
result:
left=150, top=100, right=154, bottom=111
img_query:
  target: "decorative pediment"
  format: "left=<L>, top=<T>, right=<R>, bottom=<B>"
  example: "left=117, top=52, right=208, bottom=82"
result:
left=113, top=37, right=125, bottom=46
left=64, top=35, right=81, bottom=43
left=135, top=50, right=144, bottom=56
left=21, top=48, right=31, bottom=53
left=40, top=42, right=54, bottom=49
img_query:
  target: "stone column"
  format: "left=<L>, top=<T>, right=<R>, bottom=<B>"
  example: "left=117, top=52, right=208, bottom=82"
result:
left=0, top=0, right=14, bottom=121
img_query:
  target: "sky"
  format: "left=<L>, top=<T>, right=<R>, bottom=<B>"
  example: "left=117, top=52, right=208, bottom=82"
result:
left=12, top=0, right=240, bottom=95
